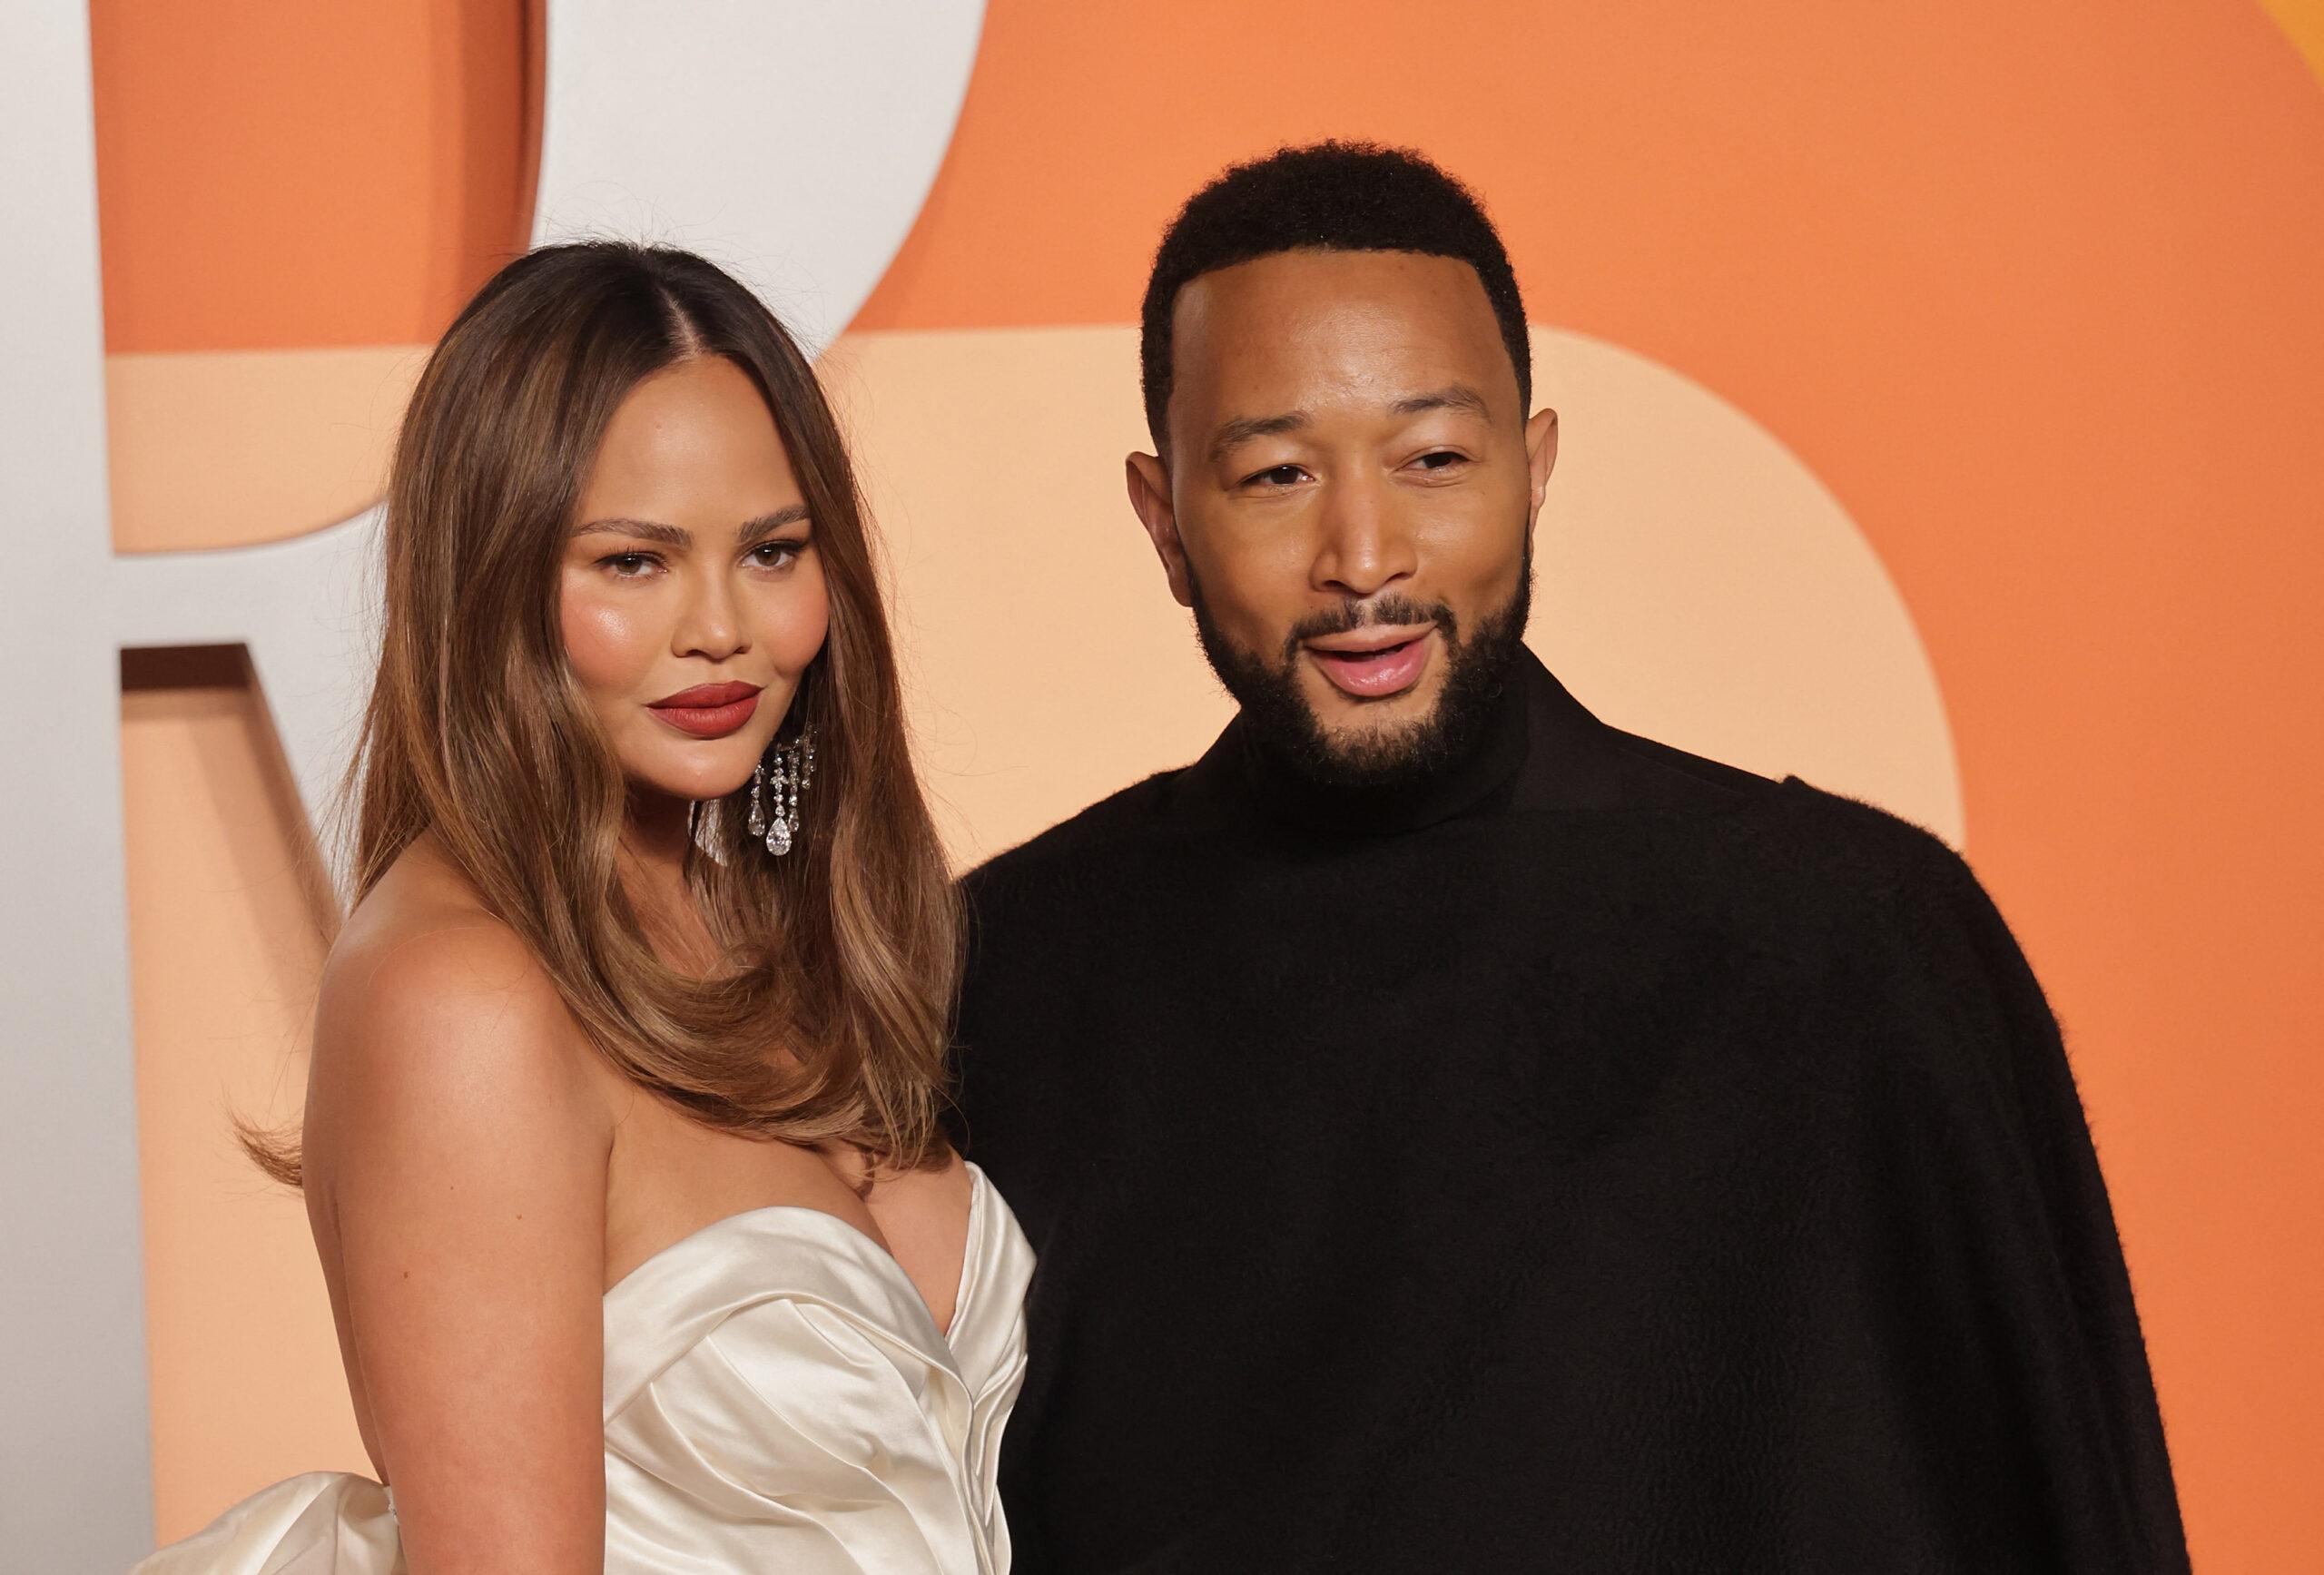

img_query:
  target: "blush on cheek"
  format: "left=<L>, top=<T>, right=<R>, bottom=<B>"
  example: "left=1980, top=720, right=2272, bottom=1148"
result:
left=760, top=566, right=832, bottom=678
left=559, top=577, right=657, bottom=697
left=772, top=602, right=831, bottom=674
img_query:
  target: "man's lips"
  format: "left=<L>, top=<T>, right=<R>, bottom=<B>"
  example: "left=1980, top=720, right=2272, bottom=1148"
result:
left=649, top=681, right=763, bottom=739
left=1304, top=625, right=1435, bottom=699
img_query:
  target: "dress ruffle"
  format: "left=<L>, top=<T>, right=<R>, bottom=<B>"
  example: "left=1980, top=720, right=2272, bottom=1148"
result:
left=134, top=1472, right=400, bottom=1574
left=135, top=1166, right=1030, bottom=1574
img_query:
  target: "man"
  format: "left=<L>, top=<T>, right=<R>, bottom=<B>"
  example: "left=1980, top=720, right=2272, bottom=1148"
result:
left=952, top=143, right=2187, bottom=1573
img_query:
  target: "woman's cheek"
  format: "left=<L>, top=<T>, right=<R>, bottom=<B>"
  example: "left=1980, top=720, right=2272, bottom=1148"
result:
left=559, top=575, right=656, bottom=696
left=763, top=563, right=832, bottom=675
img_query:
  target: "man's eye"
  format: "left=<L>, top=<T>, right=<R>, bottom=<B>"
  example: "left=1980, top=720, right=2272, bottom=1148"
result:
left=1414, top=450, right=1468, bottom=471
left=1246, top=465, right=1305, bottom=487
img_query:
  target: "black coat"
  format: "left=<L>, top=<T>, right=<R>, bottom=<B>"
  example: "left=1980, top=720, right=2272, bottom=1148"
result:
left=951, top=655, right=2188, bottom=1574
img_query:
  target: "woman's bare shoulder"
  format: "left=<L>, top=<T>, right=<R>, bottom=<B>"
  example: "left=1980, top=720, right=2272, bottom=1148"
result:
left=309, top=836, right=612, bottom=1175
left=322, top=837, right=556, bottom=1029
left=301, top=851, right=612, bottom=1558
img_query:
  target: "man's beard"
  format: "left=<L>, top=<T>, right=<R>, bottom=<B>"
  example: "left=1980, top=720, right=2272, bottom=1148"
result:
left=1187, top=552, right=1533, bottom=792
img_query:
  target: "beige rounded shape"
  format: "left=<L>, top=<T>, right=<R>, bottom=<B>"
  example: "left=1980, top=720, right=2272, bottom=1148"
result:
left=830, top=322, right=1961, bottom=861
left=1528, top=326, right=1964, bottom=844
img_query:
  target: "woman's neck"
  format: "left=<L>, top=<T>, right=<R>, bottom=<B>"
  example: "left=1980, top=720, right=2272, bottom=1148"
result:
left=619, top=787, right=719, bottom=974
left=621, top=785, right=694, bottom=885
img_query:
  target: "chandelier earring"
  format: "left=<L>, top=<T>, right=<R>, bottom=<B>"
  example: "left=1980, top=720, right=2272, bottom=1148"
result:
left=746, top=727, right=815, bottom=857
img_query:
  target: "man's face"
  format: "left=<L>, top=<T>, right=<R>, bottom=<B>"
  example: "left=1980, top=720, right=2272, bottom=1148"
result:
left=1128, top=249, right=1559, bottom=785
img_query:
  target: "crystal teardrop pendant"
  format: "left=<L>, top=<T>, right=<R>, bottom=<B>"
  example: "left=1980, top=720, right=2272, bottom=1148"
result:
left=756, top=733, right=808, bottom=857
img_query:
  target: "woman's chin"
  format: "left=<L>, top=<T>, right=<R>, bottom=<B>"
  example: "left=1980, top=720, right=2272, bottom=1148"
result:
left=624, top=754, right=760, bottom=808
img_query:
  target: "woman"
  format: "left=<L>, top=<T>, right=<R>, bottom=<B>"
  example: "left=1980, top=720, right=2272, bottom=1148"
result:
left=140, top=242, right=1031, bottom=1573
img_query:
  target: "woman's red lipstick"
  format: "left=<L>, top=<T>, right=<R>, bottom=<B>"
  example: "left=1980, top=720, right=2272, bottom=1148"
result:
left=649, top=681, right=762, bottom=739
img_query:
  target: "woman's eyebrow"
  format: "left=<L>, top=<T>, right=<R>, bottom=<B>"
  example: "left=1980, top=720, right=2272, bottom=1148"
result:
left=572, top=517, right=689, bottom=546
left=570, top=505, right=808, bottom=548
left=735, top=505, right=810, bottom=546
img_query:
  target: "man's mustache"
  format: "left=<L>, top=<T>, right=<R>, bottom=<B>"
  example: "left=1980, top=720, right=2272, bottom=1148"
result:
left=1279, top=596, right=1459, bottom=664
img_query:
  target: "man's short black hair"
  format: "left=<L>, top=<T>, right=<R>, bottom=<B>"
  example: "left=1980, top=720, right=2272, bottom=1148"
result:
left=1139, top=141, right=1531, bottom=448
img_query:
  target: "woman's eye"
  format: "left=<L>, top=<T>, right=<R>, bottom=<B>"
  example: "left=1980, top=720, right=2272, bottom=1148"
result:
left=749, top=539, right=804, bottom=569
left=599, top=551, right=661, bottom=577
left=1246, top=465, right=1306, bottom=487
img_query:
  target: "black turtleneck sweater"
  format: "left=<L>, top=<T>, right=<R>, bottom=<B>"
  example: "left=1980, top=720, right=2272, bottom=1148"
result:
left=950, top=655, right=2187, bottom=1574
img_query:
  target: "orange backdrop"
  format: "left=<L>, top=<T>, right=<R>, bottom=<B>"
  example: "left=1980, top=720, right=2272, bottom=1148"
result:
left=94, top=3, right=2324, bottom=1567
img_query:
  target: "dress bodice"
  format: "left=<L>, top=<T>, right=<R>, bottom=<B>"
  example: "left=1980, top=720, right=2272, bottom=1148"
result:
left=135, top=1165, right=1034, bottom=1574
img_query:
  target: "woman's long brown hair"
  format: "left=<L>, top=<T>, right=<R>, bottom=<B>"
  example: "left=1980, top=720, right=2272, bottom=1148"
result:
left=251, top=242, right=959, bottom=1182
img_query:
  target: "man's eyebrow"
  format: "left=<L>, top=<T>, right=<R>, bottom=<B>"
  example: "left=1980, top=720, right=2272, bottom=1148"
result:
left=1208, top=410, right=1311, bottom=466
left=572, top=517, right=690, bottom=546
left=1390, top=384, right=1492, bottom=420
left=735, top=505, right=811, bottom=546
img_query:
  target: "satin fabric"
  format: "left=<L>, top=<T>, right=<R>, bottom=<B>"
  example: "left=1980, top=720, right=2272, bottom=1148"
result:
left=135, top=1164, right=1032, bottom=1574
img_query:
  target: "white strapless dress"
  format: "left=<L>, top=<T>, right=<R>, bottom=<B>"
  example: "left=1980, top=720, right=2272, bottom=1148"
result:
left=135, top=1164, right=1034, bottom=1574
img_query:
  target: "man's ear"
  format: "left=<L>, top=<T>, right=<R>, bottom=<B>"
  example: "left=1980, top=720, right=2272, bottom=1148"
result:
left=1126, top=449, right=1193, bottom=608
left=1524, top=408, right=1561, bottom=520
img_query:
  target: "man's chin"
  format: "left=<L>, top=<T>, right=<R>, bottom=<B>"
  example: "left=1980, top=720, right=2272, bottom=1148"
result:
left=1298, top=694, right=1458, bottom=787
left=1190, top=574, right=1531, bottom=792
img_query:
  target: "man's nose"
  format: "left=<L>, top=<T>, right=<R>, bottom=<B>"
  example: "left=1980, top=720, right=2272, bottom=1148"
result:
left=1311, top=475, right=1418, bottom=600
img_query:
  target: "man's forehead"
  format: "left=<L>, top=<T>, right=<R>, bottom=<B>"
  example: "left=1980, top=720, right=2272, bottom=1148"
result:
left=1168, top=251, right=1513, bottom=422
left=1177, top=248, right=1493, bottom=333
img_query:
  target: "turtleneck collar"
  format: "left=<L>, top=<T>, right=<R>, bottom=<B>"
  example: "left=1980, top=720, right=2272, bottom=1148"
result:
left=1206, top=653, right=1535, bottom=837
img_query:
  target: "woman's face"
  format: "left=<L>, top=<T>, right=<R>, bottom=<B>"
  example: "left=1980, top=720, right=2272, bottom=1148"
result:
left=559, top=356, right=830, bottom=806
